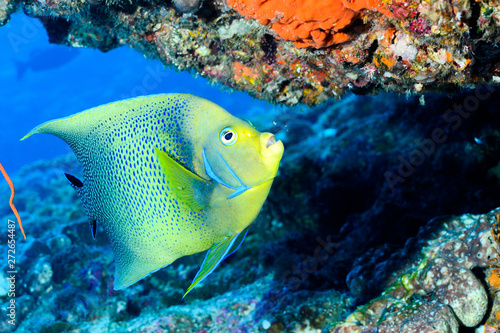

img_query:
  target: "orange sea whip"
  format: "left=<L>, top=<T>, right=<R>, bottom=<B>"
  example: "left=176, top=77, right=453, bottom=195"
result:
left=0, top=162, right=26, bottom=239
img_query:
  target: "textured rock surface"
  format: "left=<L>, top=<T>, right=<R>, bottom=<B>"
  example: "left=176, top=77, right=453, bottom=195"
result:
left=1, top=0, right=499, bottom=104
left=334, top=211, right=497, bottom=332
left=0, top=0, right=16, bottom=26
left=173, top=0, right=203, bottom=13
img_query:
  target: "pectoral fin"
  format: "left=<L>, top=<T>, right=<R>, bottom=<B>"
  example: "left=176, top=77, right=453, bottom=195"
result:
left=156, top=148, right=210, bottom=212
left=183, top=227, right=249, bottom=297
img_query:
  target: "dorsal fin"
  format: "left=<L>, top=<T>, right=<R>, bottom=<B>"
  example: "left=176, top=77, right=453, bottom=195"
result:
left=156, top=148, right=210, bottom=212
left=20, top=96, right=166, bottom=146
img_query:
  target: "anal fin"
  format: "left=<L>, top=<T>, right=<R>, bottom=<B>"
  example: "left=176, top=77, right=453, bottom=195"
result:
left=114, top=254, right=173, bottom=291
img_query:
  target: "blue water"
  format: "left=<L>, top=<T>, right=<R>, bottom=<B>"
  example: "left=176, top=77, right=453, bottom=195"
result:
left=0, top=14, right=283, bottom=173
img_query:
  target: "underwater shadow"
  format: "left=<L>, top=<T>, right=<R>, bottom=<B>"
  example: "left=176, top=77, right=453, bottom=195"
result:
left=251, top=87, right=500, bottom=325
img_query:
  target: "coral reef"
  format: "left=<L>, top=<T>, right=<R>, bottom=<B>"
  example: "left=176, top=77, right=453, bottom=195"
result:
left=3, top=90, right=500, bottom=331
left=1, top=0, right=499, bottom=104
left=226, top=0, right=393, bottom=48
left=0, top=0, right=16, bottom=26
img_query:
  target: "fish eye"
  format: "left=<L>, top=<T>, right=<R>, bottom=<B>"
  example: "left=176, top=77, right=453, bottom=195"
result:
left=220, top=127, right=238, bottom=146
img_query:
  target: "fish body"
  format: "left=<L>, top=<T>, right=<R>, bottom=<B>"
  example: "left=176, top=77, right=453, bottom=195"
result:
left=22, top=94, right=284, bottom=295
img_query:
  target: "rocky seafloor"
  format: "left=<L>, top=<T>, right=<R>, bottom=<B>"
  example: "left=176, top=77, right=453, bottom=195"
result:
left=2, top=87, right=500, bottom=332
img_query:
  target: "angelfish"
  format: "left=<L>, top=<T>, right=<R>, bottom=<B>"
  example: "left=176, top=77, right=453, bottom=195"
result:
left=22, top=94, right=284, bottom=296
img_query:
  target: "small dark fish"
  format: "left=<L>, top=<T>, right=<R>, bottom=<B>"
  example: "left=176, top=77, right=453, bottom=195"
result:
left=474, top=137, right=486, bottom=145
left=15, top=46, right=79, bottom=79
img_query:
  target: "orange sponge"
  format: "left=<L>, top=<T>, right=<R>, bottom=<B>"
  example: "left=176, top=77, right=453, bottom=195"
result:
left=227, top=0, right=392, bottom=48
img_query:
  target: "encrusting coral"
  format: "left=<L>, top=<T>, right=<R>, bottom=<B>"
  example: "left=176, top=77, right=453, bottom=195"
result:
left=226, top=0, right=393, bottom=48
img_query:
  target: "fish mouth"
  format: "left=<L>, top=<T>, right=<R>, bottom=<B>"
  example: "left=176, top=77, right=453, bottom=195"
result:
left=260, top=132, right=284, bottom=160
left=266, top=135, right=277, bottom=148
